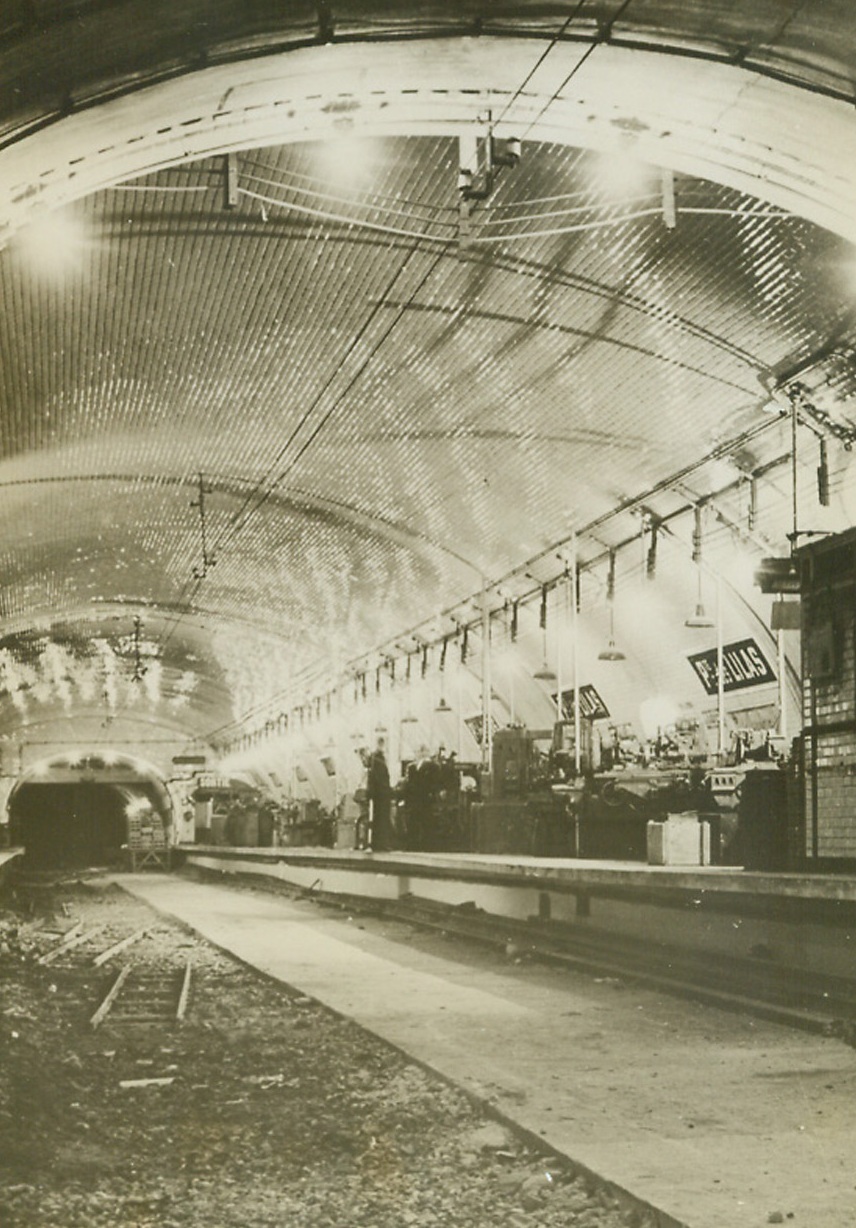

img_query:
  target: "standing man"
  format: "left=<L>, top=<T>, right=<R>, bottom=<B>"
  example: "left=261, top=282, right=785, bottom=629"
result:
left=367, top=737, right=393, bottom=851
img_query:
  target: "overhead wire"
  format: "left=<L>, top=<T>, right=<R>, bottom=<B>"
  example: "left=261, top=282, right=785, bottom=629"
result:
left=238, top=154, right=460, bottom=220
left=193, top=0, right=784, bottom=748
left=513, top=0, right=637, bottom=146
left=236, top=184, right=454, bottom=244
left=194, top=10, right=610, bottom=746
left=490, top=0, right=594, bottom=132
left=195, top=0, right=643, bottom=746
left=211, top=240, right=454, bottom=556
left=128, top=0, right=764, bottom=748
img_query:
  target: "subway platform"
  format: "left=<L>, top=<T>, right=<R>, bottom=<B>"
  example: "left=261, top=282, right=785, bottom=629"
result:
left=120, top=868, right=856, bottom=1228
left=180, top=845, right=856, bottom=987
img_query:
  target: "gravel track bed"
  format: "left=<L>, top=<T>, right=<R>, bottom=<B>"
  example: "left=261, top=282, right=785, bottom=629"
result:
left=0, top=875, right=654, bottom=1227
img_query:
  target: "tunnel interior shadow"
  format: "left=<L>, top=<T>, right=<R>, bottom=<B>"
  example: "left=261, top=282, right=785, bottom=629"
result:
left=9, top=783, right=127, bottom=869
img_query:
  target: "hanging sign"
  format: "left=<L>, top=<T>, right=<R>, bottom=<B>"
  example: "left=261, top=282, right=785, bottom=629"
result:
left=687, top=637, right=775, bottom=695
left=195, top=772, right=229, bottom=790
left=553, top=685, right=610, bottom=721
left=465, top=714, right=500, bottom=746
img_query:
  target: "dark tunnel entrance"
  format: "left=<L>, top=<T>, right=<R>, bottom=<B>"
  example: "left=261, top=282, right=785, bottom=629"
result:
left=10, top=782, right=129, bottom=869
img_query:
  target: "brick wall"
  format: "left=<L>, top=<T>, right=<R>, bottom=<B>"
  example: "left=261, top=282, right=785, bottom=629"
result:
left=800, top=531, right=856, bottom=860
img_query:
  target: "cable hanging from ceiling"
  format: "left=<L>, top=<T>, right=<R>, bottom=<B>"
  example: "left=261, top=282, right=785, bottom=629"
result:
left=206, top=420, right=796, bottom=752
left=234, top=180, right=790, bottom=247
left=140, top=227, right=462, bottom=698
left=238, top=158, right=458, bottom=225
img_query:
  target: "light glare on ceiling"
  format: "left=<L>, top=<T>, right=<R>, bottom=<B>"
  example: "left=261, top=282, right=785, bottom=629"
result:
left=639, top=695, right=680, bottom=739
left=591, top=150, right=655, bottom=200
left=313, top=134, right=380, bottom=189
left=14, top=210, right=89, bottom=278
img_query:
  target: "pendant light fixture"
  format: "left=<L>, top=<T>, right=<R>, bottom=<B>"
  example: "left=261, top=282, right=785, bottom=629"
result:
left=598, top=550, right=626, bottom=661
left=435, top=635, right=452, bottom=712
left=534, top=584, right=557, bottom=681
left=685, top=505, right=714, bottom=629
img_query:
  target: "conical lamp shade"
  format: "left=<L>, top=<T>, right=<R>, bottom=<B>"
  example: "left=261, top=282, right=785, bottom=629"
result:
left=533, top=662, right=557, bottom=682
left=599, top=549, right=625, bottom=661
left=685, top=602, right=714, bottom=629
left=598, top=639, right=626, bottom=662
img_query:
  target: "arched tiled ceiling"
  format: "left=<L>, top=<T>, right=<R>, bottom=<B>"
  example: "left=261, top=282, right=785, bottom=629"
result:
left=4, top=23, right=856, bottom=241
left=0, top=3, right=855, bottom=764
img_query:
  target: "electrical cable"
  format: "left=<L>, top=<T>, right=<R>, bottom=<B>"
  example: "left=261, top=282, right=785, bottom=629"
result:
left=490, top=0, right=594, bottom=132
left=515, top=0, right=636, bottom=146
left=153, top=0, right=778, bottom=749
left=236, top=185, right=453, bottom=244
left=121, top=226, right=454, bottom=737
left=238, top=157, right=459, bottom=221
left=211, top=241, right=453, bottom=557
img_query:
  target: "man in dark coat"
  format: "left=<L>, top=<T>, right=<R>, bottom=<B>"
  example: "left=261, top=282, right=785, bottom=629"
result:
left=367, top=738, right=393, bottom=851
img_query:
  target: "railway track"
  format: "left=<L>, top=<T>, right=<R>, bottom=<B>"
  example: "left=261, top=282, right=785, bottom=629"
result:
left=17, top=886, right=196, bottom=1030
left=90, top=959, right=192, bottom=1028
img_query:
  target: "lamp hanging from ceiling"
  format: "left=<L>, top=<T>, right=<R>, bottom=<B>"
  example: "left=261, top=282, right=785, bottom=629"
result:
left=435, top=634, right=453, bottom=712
left=534, top=584, right=557, bottom=681
left=598, top=550, right=626, bottom=661
left=686, top=505, right=715, bottom=628
left=130, top=614, right=147, bottom=682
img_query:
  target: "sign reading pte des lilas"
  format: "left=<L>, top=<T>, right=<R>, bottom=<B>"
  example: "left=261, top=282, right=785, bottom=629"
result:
left=687, top=637, right=775, bottom=695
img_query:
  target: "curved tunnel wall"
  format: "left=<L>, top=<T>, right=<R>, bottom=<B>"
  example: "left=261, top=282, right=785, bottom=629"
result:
left=2, top=35, right=856, bottom=242
left=6, top=755, right=174, bottom=868
left=0, top=21, right=844, bottom=816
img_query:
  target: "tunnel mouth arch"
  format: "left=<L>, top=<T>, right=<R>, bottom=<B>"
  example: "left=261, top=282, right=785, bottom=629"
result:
left=7, top=752, right=173, bottom=870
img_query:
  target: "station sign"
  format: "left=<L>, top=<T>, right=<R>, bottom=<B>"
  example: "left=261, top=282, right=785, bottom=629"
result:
left=687, top=637, right=776, bottom=695
left=195, top=772, right=230, bottom=790
left=465, top=714, right=500, bottom=746
left=754, top=557, right=799, bottom=594
left=554, top=685, right=610, bottom=722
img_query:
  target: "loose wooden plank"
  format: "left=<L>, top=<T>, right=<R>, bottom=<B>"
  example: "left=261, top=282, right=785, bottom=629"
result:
left=176, top=958, right=192, bottom=1022
left=39, top=924, right=104, bottom=965
left=43, top=919, right=82, bottom=944
left=90, top=963, right=133, bottom=1028
left=118, top=1077, right=175, bottom=1089
left=92, top=927, right=151, bottom=967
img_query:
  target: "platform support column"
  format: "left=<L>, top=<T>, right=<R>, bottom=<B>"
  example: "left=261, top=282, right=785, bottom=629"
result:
left=481, top=577, right=493, bottom=783
left=571, top=536, right=581, bottom=776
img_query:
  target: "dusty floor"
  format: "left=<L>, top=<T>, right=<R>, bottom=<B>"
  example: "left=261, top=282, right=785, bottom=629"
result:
left=122, top=867, right=856, bottom=1228
left=0, top=876, right=646, bottom=1228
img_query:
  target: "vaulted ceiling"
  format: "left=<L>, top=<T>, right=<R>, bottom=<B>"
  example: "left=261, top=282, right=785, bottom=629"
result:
left=0, top=3, right=854, bottom=777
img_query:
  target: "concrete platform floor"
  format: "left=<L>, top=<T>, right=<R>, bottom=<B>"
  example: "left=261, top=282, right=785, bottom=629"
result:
left=186, top=844, right=856, bottom=900
left=120, top=873, right=856, bottom=1228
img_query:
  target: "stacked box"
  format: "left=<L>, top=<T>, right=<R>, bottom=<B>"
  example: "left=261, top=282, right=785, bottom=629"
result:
left=647, top=814, right=711, bottom=866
